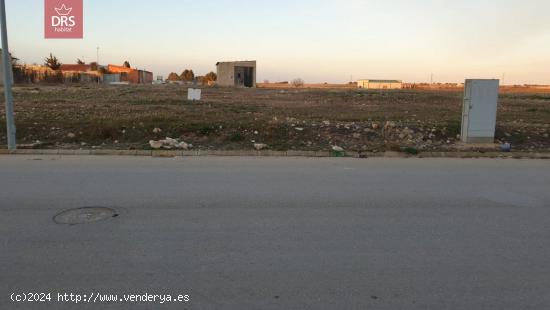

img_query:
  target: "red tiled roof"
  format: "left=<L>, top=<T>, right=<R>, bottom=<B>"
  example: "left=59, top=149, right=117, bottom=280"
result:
left=107, top=65, right=135, bottom=73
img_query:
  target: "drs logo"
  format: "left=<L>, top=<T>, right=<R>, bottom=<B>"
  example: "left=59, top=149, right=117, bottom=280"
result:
left=44, top=0, right=83, bottom=39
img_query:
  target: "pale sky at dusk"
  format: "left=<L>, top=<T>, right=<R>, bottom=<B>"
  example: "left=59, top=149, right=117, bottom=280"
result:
left=6, top=0, right=550, bottom=84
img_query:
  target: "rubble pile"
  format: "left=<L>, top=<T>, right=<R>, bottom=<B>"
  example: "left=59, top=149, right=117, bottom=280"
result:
left=149, top=137, right=192, bottom=150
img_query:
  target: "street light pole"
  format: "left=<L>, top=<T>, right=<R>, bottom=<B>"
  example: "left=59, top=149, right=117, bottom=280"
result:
left=0, top=0, right=15, bottom=150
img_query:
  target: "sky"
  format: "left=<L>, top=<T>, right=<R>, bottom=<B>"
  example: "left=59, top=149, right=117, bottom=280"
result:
left=6, top=0, right=550, bottom=84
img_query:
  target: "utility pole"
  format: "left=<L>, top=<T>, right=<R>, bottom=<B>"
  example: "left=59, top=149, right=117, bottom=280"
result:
left=0, top=0, right=15, bottom=149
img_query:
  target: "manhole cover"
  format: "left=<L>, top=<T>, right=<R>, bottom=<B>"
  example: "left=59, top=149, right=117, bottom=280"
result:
left=53, top=207, right=118, bottom=225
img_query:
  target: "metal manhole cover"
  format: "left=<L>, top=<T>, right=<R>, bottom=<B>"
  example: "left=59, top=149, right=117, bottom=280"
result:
left=54, top=207, right=119, bottom=225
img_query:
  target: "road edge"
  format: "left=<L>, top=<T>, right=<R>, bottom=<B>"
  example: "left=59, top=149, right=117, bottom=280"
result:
left=0, top=149, right=549, bottom=159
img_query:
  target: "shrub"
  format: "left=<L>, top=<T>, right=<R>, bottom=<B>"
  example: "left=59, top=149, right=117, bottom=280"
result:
left=291, top=78, right=304, bottom=88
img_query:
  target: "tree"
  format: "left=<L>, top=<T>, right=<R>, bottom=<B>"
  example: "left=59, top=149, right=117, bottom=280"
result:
left=90, top=62, right=98, bottom=71
left=123, top=61, right=131, bottom=68
left=44, top=53, right=62, bottom=70
left=76, top=58, right=85, bottom=65
left=205, top=71, right=217, bottom=82
left=291, top=78, right=304, bottom=88
left=10, top=52, right=18, bottom=66
left=180, top=69, right=195, bottom=82
left=195, top=76, right=206, bottom=85
left=167, top=72, right=180, bottom=81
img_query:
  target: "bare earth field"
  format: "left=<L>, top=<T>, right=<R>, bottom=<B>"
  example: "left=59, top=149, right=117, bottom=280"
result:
left=2, top=84, right=549, bottom=153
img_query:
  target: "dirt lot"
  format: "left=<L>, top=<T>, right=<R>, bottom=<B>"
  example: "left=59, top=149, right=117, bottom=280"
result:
left=2, top=84, right=549, bottom=152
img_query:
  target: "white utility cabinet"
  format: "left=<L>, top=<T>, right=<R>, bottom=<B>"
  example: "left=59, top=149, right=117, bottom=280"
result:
left=187, top=88, right=202, bottom=101
left=461, top=79, right=499, bottom=143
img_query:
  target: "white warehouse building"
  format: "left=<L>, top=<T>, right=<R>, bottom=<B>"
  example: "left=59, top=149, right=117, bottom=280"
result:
left=357, top=79, right=403, bottom=89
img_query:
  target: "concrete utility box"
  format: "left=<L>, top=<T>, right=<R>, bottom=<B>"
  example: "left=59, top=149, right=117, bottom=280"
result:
left=461, top=79, right=499, bottom=143
left=187, top=88, right=201, bottom=101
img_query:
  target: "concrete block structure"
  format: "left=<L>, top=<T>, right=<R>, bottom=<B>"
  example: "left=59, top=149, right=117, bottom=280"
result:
left=357, top=79, right=403, bottom=89
left=216, top=61, right=256, bottom=87
left=103, top=74, right=121, bottom=84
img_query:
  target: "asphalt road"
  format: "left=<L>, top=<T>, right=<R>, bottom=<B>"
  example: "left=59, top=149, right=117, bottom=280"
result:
left=1, top=156, right=549, bottom=309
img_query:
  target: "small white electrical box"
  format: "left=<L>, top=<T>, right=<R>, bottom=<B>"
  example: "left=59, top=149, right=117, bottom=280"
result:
left=187, top=88, right=202, bottom=101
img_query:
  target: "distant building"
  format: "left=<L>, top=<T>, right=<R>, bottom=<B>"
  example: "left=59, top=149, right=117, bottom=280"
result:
left=107, top=64, right=153, bottom=84
left=152, top=76, right=164, bottom=85
left=216, top=61, right=256, bottom=87
left=357, top=79, right=403, bottom=89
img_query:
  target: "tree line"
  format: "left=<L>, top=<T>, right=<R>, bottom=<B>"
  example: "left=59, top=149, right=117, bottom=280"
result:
left=167, top=69, right=217, bottom=84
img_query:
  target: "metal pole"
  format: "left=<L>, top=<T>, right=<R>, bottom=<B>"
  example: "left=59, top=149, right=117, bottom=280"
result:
left=0, top=0, right=15, bottom=149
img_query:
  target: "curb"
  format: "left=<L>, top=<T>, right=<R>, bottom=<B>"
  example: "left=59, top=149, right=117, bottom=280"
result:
left=0, top=149, right=549, bottom=159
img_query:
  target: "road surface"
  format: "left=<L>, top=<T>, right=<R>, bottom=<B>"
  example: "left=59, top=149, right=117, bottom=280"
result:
left=1, top=156, right=549, bottom=309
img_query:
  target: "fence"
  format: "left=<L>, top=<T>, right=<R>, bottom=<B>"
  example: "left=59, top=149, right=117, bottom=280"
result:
left=12, top=65, right=100, bottom=84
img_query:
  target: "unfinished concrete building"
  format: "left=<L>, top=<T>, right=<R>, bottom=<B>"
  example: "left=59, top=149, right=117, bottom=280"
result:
left=216, top=61, right=256, bottom=87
